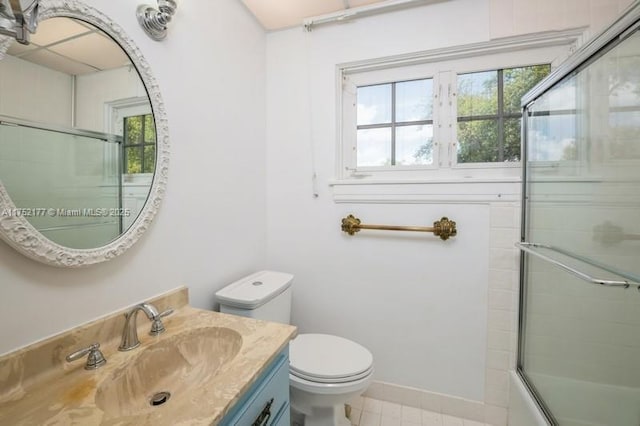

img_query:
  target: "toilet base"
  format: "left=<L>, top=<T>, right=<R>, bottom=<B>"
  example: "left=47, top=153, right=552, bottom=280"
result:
left=292, top=405, right=351, bottom=426
left=289, top=368, right=372, bottom=426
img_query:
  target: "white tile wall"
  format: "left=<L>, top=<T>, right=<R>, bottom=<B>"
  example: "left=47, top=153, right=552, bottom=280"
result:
left=524, top=191, right=640, bottom=389
left=485, top=202, right=520, bottom=422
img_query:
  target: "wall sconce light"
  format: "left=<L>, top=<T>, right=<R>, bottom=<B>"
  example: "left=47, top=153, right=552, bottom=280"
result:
left=137, top=0, right=176, bottom=41
left=0, top=0, right=39, bottom=44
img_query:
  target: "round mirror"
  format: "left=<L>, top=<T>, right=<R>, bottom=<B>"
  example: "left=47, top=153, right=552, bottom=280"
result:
left=0, top=1, right=169, bottom=267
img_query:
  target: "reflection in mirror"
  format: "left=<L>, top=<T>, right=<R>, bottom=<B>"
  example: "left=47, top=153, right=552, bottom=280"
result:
left=0, top=17, right=155, bottom=249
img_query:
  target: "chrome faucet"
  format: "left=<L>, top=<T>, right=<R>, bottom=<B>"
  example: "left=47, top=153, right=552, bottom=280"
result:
left=118, top=303, right=173, bottom=351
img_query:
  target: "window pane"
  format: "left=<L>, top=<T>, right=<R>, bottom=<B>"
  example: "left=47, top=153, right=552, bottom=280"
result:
left=504, top=65, right=551, bottom=114
left=457, top=119, right=499, bottom=163
left=143, top=145, right=156, bottom=173
left=457, top=71, right=498, bottom=117
left=144, top=114, right=156, bottom=143
left=396, top=125, right=433, bottom=165
left=396, top=79, right=433, bottom=122
left=357, top=84, right=392, bottom=125
left=357, top=128, right=391, bottom=166
left=504, top=118, right=522, bottom=162
left=125, top=116, right=142, bottom=144
left=125, top=146, right=142, bottom=174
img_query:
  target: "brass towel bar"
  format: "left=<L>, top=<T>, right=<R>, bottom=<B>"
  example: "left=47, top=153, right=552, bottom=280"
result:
left=341, top=215, right=457, bottom=241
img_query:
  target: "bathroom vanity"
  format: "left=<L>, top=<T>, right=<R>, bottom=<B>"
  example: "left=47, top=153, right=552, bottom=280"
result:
left=220, top=347, right=290, bottom=425
left=0, top=288, right=296, bottom=425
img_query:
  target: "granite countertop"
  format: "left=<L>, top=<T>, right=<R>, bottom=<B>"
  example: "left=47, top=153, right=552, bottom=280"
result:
left=0, top=288, right=297, bottom=425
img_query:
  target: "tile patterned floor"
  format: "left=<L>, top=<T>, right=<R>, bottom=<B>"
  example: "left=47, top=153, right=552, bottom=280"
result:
left=346, top=397, right=492, bottom=426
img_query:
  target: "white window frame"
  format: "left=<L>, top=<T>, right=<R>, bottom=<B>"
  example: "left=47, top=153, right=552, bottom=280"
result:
left=105, top=97, right=153, bottom=181
left=335, top=30, right=585, bottom=191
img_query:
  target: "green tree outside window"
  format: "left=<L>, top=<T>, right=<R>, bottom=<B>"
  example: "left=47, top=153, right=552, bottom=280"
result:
left=123, top=114, right=156, bottom=174
left=457, top=65, right=551, bottom=163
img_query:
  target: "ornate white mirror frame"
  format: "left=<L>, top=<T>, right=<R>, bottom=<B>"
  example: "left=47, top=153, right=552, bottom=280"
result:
left=0, top=0, right=169, bottom=267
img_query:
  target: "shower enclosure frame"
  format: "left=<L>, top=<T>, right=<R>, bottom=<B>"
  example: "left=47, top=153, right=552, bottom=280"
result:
left=0, top=114, right=125, bottom=235
left=516, top=2, right=640, bottom=425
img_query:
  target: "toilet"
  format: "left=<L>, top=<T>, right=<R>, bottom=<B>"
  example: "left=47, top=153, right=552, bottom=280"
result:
left=215, top=270, right=373, bottom=426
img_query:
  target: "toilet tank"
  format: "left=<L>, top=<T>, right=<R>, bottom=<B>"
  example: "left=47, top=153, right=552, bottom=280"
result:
left=215, top=270, right=293, bottom=324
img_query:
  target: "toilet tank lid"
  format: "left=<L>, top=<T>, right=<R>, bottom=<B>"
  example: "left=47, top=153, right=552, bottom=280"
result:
left=215, top=270, right=293, bottom=309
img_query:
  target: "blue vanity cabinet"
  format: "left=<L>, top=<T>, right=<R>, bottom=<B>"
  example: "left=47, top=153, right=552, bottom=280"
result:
left=219, top=346, right=290, bottom=426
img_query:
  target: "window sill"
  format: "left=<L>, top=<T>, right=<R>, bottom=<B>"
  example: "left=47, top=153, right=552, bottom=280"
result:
left=328, top=177, right=522, bottom=203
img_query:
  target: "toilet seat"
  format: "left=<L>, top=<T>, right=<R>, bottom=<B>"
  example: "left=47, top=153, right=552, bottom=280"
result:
left=291, top=366, right=373, bottom=383
left=289, top=334, right=373, bottom=384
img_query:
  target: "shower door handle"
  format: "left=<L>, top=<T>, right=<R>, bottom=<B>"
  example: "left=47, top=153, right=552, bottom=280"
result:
left=516, top=242, right=639, bottom=289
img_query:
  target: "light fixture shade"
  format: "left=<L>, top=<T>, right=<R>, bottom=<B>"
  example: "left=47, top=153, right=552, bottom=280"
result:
left=136, top=0, right=177, bottom=41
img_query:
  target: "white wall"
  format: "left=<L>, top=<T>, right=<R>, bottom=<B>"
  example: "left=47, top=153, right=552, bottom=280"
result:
left=0, top=0, right=267, bottom=354
left=266, top=0, right=494, bottom=402
left=265, top=0, right=635, bottom=412
left=0, top=55, right=72, bottom=126
left=75, top=66, right=146, bottom=132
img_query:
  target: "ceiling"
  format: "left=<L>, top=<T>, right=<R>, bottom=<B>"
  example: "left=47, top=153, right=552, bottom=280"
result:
left=6, top=1, right=433, bottom=72
left=241, top=0, right=392, bottom=30
left=6, top=17, right=130, bottom=76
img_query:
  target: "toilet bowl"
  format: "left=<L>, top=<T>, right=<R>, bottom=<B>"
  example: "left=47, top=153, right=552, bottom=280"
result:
left=215, top=271, right=374, bottom=426
left=289, top=333, right=373, bottom=426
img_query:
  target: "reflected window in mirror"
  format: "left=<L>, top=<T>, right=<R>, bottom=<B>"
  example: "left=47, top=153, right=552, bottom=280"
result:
left=124, top=113, right=156, bottom=175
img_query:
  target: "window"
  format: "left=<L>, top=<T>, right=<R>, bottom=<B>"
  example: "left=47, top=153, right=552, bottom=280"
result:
left=344, top=64, right=550, bottom=178
left=338, top=38, right=578, bottom=183
left=456, top=65, right=551, bottom=163
left=353, top=66, right=550, bottom=168
left=357, top=79, right=434, bottom=167
left=123, top=114, right=156, bottom=174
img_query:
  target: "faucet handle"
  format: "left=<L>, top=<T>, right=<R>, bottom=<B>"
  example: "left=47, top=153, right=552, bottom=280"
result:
left=150, top=307, right=173, bottom=335
left=158, top=308, right=174, bottom=318
left=66, top=342, right=107, bottom=370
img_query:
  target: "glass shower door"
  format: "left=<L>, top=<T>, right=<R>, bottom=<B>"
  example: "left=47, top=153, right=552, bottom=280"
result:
left=519, top=13, right=640, bottom=426
left=0, top=121, right=122, bottom=249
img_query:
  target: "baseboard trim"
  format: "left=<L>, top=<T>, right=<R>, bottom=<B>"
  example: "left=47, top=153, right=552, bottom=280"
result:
left=362, top=380, right=508, bottom=426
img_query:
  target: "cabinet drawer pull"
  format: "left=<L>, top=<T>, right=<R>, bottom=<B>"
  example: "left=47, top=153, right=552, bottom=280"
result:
left=252, top=398, right=274, bottom=426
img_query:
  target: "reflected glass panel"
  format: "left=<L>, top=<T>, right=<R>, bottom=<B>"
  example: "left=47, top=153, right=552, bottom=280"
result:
left=528, top=113, right=578, bottom=162
left=608, top=111, right=640, bottom=159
